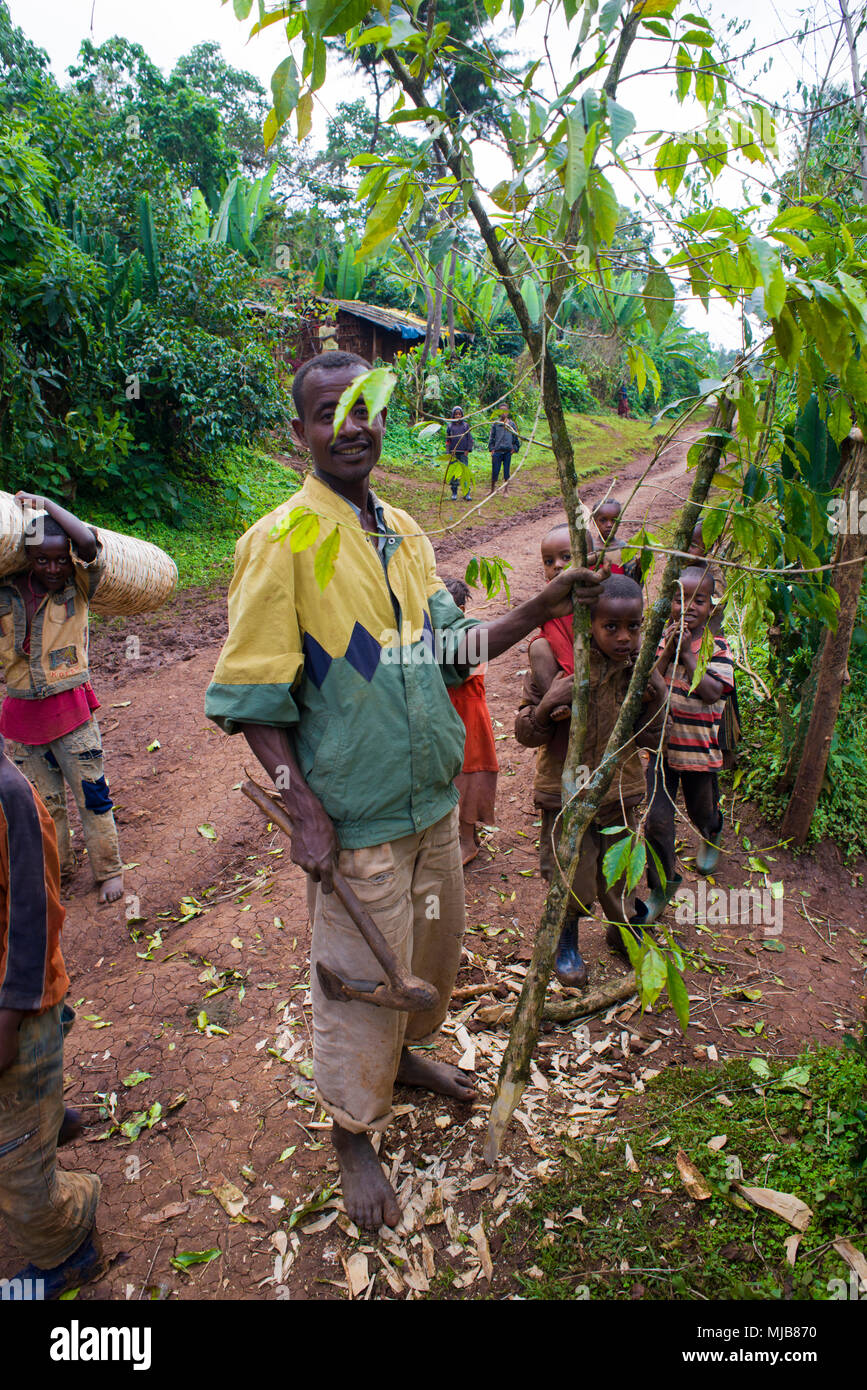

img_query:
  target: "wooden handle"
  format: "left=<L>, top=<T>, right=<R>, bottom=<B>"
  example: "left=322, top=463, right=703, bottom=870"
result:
left=240, top=779, right=408, bottom=988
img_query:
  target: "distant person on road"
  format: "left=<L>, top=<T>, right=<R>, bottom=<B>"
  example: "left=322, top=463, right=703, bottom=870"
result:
left=488, top=408, right=520, bottom=494
left=445, top=406, right=474, bottom=501
left=0, top=494, right=124, bottom=905
left=0, top=737, right=104, bottom=1299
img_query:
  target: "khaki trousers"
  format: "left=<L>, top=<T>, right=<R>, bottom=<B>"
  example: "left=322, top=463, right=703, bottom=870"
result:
left=308, top=807, right=465, bottom=1134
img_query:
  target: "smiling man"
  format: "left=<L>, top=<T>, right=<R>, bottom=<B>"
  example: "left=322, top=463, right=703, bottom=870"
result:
left=205, top=351, right=605, bottom=1228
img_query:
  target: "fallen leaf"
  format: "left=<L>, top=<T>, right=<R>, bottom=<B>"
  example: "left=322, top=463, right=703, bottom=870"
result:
left=471, top=1220, right=493, bottom=1281
left=147, top=740, right=161, bottom=753
left=341, top=1252, right=370, bottom=1299
left=302, top=1210, right=340, bottom=1235
left=170, top=1248, right=220, bottom=1274
left=625, top=1142, right=639, bottom=1173
left=197, top=823, right=217, bottom=839
left=784, top=1233, right=802, bottom=1267
left=230, top=937, right=244, bottom=950
left=141, top=1201, right=190, bottom=1225
left=707, top=1135, right=728, bottom=1151
left=675, top=1149, right=712, bottom=1201
left=211, top=1176, right=248, bottom=1220
left=122, top=1070, right=152, bottom=1087
left=734, top=1185, right=813, bottom=1231
left=832, top=1238, right=867, bottom=1291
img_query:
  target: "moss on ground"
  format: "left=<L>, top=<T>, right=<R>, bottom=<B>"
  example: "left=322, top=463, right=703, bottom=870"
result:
left=496, top=1042, right=867, bottom=1302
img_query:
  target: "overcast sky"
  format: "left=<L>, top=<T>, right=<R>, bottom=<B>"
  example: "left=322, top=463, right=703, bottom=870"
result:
left=7, top=0, right=859, bottom=349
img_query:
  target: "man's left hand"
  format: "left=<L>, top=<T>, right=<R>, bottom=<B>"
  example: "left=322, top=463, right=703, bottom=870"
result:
left=540, top=563, right=610, bottom=618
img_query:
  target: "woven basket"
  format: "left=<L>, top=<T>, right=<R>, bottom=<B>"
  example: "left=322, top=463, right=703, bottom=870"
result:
left=0, top=493, right=178, bottom=618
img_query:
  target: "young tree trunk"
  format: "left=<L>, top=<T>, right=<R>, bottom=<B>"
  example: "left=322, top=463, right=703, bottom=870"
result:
left=484, top=399, right=738, bottom=1163
left=446, top=245, right=457, bottom=354
left=780, top=429, right=867, bottom=845
left=421, top=259, right=444, bottom=370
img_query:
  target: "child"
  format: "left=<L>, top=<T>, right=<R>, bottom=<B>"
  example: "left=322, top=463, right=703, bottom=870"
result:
left=0, top=735, right=104, bottom=1298
left=445, top=406, right=474, bottom=501
left=488, top=408, right=520, bottom=494
left=516, top=559, right=662, bottom=986
left=643, top=565, right=735, bottom=921
left=590, top=497, right=642, bottom=582
left=444, top=578, right=499, bottom=865
left=685, top=525, right=741, bottom=765
left=0, top=493, right=124, bottom=904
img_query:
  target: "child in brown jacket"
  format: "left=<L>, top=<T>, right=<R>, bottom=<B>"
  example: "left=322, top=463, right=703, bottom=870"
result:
left=516, top=552, right=664, bottom=986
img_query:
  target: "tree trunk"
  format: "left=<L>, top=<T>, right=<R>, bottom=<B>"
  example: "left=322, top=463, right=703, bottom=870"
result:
left=484, top=398, right=738, bottom=1163
left=421, top=259, right=444, bottom=370
left=446, top=245, right=457, bottom=354
left=780, top=429, right=867, bottom=844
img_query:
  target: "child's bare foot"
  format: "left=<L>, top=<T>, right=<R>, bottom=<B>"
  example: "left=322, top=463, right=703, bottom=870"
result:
left=98, top=873, right=124, bottom=904
left=332, top=1124, right=401, bottom=1229
left=396, top=1048, right=477, bottom=1102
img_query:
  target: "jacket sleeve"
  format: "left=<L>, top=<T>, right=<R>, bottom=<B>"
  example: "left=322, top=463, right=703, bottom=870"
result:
left=72, top=536, right=106, bottom=602
left=205, top=523, right=304, bottom=734
left=515, top=669, right=554, bottom=748
left=0, top=780, right=51, bottom=1012
left=488, top=426, right=496, bottom=450
left=420, top=535, right=482, bottom=687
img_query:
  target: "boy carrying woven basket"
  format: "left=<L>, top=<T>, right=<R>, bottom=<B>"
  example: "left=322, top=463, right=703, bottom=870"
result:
left=0, top=494, right=123, bottom=904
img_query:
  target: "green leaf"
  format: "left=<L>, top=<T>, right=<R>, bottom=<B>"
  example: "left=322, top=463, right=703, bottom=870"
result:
left=749, top=1057, right=771, bottom=1080
left=748, top=236, right=786, bottom=319
left=306, top=0, right=372, bottom=37
left=602, top=834, right=632, bottom=888
left=599, top=0, right=626, bottom=36
left=313, top=526, right=341, bottom=591
left=638, top=941, right=667, bottom=1002
left=358, top=183, right=409, bottom=259
left=607, top=97, right=635, bottom=152
left=270, top=55, right=300, bottom=126
left=122, top=1070, right=152, bottom=1088
left=170, top=1248, right=221, bottom=1274
left=625, top=839, right=646, bottom=894
left=331, top=366, right=396, bottom=438
left=564, top=113, right=588, bottom=206
left=643, top=262, right=675, bottom=336
left=587, top=170, right=618, bottom=245
left=666, top=957, right=690, bottom=1031
left=197, top=823, right=217, bottom=840
left=639, top=0, right=678, bottom=15
left=233, top=0, right=253, bottom=17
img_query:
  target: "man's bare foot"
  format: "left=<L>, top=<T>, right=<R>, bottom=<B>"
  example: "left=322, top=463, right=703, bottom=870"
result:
left=98, top=874, right=124, bottom=904
left=332, top=1123, right=401, bottom=1229
left=396, top=1048, right=477, bottom=1102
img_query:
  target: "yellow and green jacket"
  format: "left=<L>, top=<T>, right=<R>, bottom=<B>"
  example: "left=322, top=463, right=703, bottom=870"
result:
left=0, top=546, right=104, bottom=699
left=205, top=474, right=478, bottom=848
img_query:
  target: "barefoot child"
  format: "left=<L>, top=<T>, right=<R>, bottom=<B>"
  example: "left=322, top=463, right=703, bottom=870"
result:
left=443, top=578, right=499, bottom=865
left=516, top=560, right=663, bottom=985
left=206, top=351, right=604, bottom=1228
left=0, top=494, right=124, bottom=904
left=643, top=565, right=735, bottom=922
left=0, top=736, right=104, bottom=1298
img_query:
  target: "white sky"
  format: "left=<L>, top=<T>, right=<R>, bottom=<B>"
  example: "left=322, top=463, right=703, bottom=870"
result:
left=8, top=0, right=860, bottom=349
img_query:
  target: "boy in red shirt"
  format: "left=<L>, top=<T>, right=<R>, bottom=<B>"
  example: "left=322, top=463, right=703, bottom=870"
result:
left=644, top=565, right=735, bottom=921
left=0, top=493, right=123, bottom=903
left=0, top=736, right=104, bottom=1297
left=443, top=578, right=499, bottom=866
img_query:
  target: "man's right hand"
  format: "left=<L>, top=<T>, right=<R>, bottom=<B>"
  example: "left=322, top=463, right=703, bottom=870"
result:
left=283, top=794, right=339, bottom=894
left=0, top=1009, right=24, bottom=1075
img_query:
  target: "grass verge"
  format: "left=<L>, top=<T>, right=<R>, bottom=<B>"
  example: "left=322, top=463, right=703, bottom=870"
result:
left=495, top=1042, right=867, bottom=1301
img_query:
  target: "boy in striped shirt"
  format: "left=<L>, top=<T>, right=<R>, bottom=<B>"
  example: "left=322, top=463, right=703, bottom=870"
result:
left=644, top=566, right=734, bottom=921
